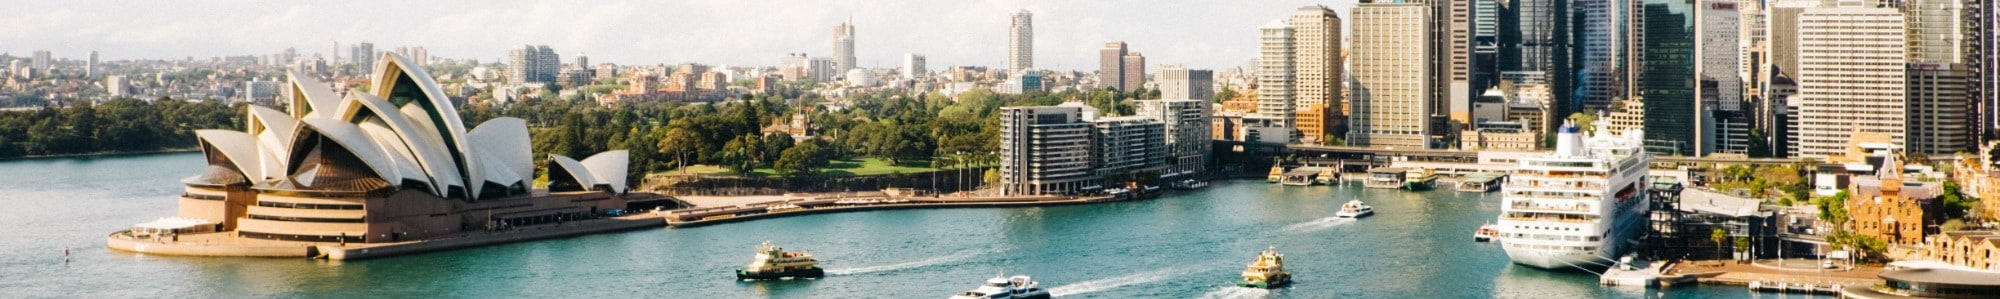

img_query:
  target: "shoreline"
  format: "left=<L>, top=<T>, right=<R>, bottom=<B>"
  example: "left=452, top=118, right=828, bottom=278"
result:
left=0, top=148, right=198, bottom=161
left=105, top=191, right=1150, bottom=261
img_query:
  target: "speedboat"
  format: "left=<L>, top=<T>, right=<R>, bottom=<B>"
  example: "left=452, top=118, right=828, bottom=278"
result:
left=1335, top=200, right=1374, bottom=218
left=1474, top=224, right=1498, bottom=242
left=949, top=273, right=1050, bottom=299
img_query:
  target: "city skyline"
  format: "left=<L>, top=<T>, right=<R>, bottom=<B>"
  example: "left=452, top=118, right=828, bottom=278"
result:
left=0, top=0, right=1359, bottom=70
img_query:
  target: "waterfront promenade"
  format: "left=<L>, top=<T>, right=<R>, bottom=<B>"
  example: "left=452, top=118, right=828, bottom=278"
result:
left=109, top=190, right=1129, bottom=260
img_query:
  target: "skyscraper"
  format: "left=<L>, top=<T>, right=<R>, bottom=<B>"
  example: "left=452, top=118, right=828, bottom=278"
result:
left=1514, top=0, right=1575, bottom=117
left=1009, top=10, right=1034, bottom=72
left=1352, top=1, right=1435, bottom=148
left=1136, top=99, right=1212, bottom=176
left=1472, top=0, right=1503, bottom=93
left=1907, top=63, right=1972, bottom=155
left=1290, top=5, right=1347, bottom=142
left=1249, top=20, right=1299, bottom=145
left=508, top=45, right=560, bottom=85
left=1097, top=42, right=1145, bottom=92
left=1699, top=1, right=1742, bottom=112
left=1639, top=0, right=1700, bottom=155
left=86, top=51, right=98, bottom=78
left=1979, top=0, right=1999, bottom=139
left=833, top=20, right=856, bottom=73
left=1433, top=0, right=1474, bottom=130
left=1793, top=5, right=1906, bottom=158
left=902, top=54, right=926, bottom=79
left=1577, top=0, right=1634, bottom=111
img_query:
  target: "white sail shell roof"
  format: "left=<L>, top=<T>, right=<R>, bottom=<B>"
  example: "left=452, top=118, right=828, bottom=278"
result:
left=185, top=52, right=629, bottom=201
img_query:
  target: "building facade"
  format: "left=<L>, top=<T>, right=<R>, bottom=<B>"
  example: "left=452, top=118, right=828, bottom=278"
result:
left=1157, top=65, right=1214, bottom=101
left=1907, top=63, right=1973, bottom=155
left=508, top=45, right=560, bottom=85
left=1009, top=10, right=1035, bottom=72
left=903, top=53, right=926, bottom=80
left=1290, top=5, right=1347, bottom=135
left=999, top=106, right=1094, bottom=196
left=1137, top=100, right=1212, bottom=177
left=833, top=20, right=856, bottom=74
left=1351, top=2, right=1435, bottom=148
left=1250, top=20, right=1299, bottom=145
left=1640, top=0, right=1701, bottom=156
left=1793, top=6, right=1907, bottom=158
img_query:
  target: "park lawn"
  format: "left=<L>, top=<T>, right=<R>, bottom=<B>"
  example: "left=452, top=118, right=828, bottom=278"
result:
left=680, top=158, right=941, bottom=177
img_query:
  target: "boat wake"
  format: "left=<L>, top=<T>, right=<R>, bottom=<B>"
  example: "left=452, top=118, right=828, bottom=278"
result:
left=1047, top=268, right=1181, bottom=297
left=1195, top=286, right=1271, bottom=299
left=1279, top=217, right=1355, bottom=233
left=825, top=248, right=996, bottom=276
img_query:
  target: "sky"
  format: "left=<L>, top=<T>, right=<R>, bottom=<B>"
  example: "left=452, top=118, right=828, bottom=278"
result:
left=0, top=0, right=1358, bottom=71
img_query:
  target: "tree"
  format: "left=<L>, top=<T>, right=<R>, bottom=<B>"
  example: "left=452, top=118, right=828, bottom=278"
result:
left=1812, top=190, right=1851, bottom=225
left=1567, top=112, right=1599, bottom=134
left=1711, top=228, right=1729, bottom=260
left=1733, top=236, right=1751, bottom=261
left=1943, top=219, right=1968, bottom=232
left=775, top=141, right=830, bottom=178
left=658, top=128, right=702, bottom=173
left=1942, top=180, right=1971, bottom=219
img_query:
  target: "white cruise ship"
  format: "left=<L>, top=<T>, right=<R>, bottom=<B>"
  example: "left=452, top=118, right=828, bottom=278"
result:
left=1496, top=120, right=1650, bottom=270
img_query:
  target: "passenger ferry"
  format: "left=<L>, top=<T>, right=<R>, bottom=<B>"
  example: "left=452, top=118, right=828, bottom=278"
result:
left=737, top=241, right=824, bottom=280
left=1267, top=166, right=1286, bottom=183
left=1237, top=246, right=1291, bottom=289
left=1454, top=173, right=1505, bottom=193
left=1401, top=168, right=1438, bottom=191
left=949, top=273, right=1051, bottom=299
left=1496, top=120, right=1651, bottom=270
left=1335, top=200, right=1374, bottom=218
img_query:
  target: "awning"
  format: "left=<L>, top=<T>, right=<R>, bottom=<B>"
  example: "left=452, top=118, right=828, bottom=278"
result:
left=135, top=217, right=211, bottom=231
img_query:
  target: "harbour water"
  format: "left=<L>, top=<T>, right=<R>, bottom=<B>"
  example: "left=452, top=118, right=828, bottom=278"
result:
left=0, top=153, right=1829, bottom=298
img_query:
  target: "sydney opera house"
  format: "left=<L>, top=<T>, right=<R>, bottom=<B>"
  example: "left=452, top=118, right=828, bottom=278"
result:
left=117, top=53, right=637, bottom=248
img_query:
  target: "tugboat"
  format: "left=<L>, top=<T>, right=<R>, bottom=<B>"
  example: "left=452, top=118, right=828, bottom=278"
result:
left=1335, top=200, right=1374, bottom=218
left=736, top=241, right=824, bottom=280
left=1237, top=246, right=1292, bottom=289
left=948, top=272, right=1051, bottom=299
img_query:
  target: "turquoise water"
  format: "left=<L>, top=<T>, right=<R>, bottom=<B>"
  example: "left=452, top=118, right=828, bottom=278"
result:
left=1, top=153, right=1830, bottom=298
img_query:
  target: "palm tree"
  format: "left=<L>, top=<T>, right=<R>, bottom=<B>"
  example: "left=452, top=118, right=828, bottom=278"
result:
left=1711, top=228, right=1729, bottom=261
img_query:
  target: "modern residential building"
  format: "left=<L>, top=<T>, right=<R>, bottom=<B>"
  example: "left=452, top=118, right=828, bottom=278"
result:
left=1009, top=10, right=1035, bottom=72
left=114, top=53, right=632, bottom=247
left=1793, top=5, right=1907, bottom=158
left=833, top=20, right=856, bottom=74
left=1157, top=65, right=1214, bottom=101
left=902, top=53, right=926, bottom=80
left=242, top=79, right=281, bottom=104
left=86, top=50, right=97, bottom=77
left=105, top=75, right=130, bottom=97
left=1135, top=99, right=1209, bottom=178
left=999, top=105, right=1094, bottom=196
left=1907, top=63, right=1973, bottom=155
left=1249, top=20, right=1299, bottom=145
left=1351, top=1, right=1435, bottom=148
left=508, top=45, right=560, bottom=85
left=1090, top=115, right=1167, bottom=177
left=1290, top=5, right=1346, bottom=124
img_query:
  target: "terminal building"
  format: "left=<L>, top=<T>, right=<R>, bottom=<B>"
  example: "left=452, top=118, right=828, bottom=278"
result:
left=130, top=53, right=633, bottom=244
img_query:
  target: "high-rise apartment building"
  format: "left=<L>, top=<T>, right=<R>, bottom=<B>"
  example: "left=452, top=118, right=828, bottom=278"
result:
left=1136, top=100, right=1212, bottom=177
left=1157, top=65, right=1214, bottom=101
left=1249, top=20, right=1299, bottom=145
left=1907, top=63, right=1972, bottom=155
left=1122, top=52, right=1146, bottom=92
left=86, top=51, right=97, bottom=77
left=1352, top=1, right=1436, bottom=148
left=1009, top=10, right=1035, bottom=72
left=833, top=20, right=856, bottom=73
left=1091, top=115, right=1167, bottom=176
left=999, top=106, right=1094, bottom=196
left=1793, top=5, right=1907, bottom=158
left=903, top=54, right=926, bottom=79
left=1289, top=6, right=1346, bottom=115
left=508, top=45, right=560, bottom=84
